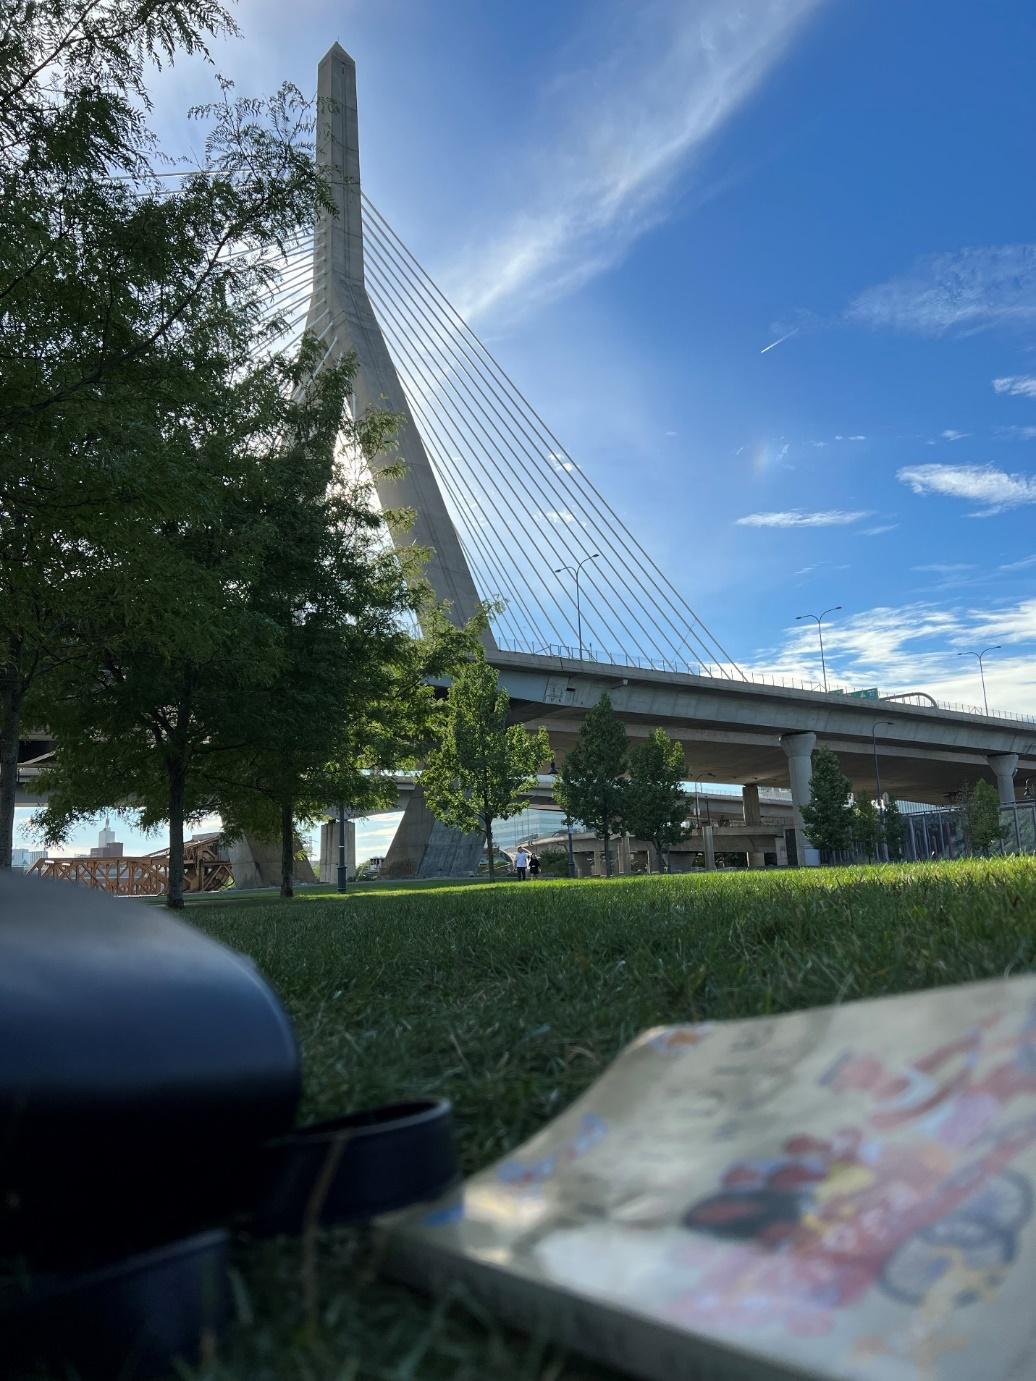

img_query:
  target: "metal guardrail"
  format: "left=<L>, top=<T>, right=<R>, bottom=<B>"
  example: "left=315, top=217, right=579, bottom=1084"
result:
left=498, top=639, right=1036, bottom=727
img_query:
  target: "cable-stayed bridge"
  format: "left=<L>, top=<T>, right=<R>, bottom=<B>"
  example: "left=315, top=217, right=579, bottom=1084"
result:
left=247, top=44, right=1035, bottom=877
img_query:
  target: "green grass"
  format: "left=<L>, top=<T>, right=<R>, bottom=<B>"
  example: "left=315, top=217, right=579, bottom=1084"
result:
left=175, top=859, right=1036, bottom=1380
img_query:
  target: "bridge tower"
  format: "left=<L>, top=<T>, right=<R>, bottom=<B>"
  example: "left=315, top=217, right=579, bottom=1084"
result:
left=311, top=43, right=486, bottom=634
left=312, top=44, right=486, bottom=877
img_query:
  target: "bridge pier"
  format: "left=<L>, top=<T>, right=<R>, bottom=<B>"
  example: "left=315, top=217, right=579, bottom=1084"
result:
left=988, top=752, right=1019, bottom=804
left=380, top=786, right=483, bottom=879
left=780, top=731, right=817, bottom=867
left=318, top=818, right=356, bottom=884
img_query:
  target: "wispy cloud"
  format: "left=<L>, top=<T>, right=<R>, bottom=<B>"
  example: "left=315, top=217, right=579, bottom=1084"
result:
left=998, top=425, right=1036, bottom=440
left=912, top=563, right=976, bottom=574
left=736, top=509, right=872, bottom=528
left=846, top=245, right=1036, bottom=337
left=940, top=429, right=969, bottom=441
left=860, top=523, right=899, bottom=536
left=448, top=0, right=824, bottom=323
left=1000, top=554, right=1036, bottom=573
left=993, top=375, right=1036, bottom=399
left=760, top=326, right=799, bottom=354
left=749, top=598, right=1036, bottom=713
left=834, top=434, right=867, bottom=442
left=897, top=463, right=1036, bottom=516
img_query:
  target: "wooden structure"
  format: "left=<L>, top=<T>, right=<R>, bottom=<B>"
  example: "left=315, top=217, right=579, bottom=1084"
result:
left=27, top=832, right=233, bottom=896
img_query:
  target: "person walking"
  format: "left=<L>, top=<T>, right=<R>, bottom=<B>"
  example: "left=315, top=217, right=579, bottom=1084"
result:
left=515, top=846, right=529, bottom=880
left=529, top=853, right=541, bottom=879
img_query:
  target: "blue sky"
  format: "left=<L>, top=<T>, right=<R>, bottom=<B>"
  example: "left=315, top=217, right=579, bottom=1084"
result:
left=19, top=0, right=1036, bottom=859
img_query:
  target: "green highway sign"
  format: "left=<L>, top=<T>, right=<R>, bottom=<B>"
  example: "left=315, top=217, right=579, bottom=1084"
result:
left=847, top=687, right=879, bottom=700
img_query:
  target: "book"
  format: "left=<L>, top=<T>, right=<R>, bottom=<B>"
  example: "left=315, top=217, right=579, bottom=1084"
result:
left=380, top=977, right=1036, bottom=1380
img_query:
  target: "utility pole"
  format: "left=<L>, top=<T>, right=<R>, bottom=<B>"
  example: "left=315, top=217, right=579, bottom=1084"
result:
left=795, top=605, right=842, bottom=692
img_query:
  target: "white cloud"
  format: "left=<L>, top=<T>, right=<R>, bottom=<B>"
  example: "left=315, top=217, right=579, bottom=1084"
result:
left=447, top=0, right=824, bottom=323
left=860, top=523, right=899, bottom=536
left=833, top=434, right=867, bottom=442
left=1000, top=554, right=1036, bottom=573
left=736, top=509, right=872, bottom=528
left=847, top=245, right=1036, bottom=337
left=749, top=598, right=1036, bottom=715
left=897, top=463, right=1036, bottom=516
left=993, top=375, right=1036, bottom=398
left=998, top=425, right=1036, bottom=440
left=548, top=451, right=576, bottom=472
left=940, top=429, right=969, bottom=441
left=912, top=563, right=976, bottom=574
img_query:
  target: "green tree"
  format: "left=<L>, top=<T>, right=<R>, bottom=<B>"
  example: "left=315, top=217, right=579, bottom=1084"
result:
left=851, top=793, right=881, bottom=861
left=964, top=779, right=1007, bottom=856
left=553, top=693, right=628, bottom=877
left=0, top=0, right=330, bottom=866
left=422, top=653, right=549, bottom=880
left=625, top=728, right=689, bottom=873
left=883, top=794, right=905, bottom=861
left=32, top=339, right=353, bottom=906
left=800, top=747, right=854, bottom=856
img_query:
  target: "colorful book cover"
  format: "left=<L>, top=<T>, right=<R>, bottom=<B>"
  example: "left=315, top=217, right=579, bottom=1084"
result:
left=381, top=977, right=1036, bottom=1380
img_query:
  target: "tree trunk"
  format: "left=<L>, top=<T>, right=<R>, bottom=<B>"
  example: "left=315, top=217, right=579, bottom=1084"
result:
left=485, top=817, right=495, bottom=879
left=166, top=758, right=187, bottom=909
left=280, top=800, right=295, bottom=898
left=603, top=831, right=612, bottom=877
left=0, top=671, right=22, bottom=870
left=655, top=842, right=666, bottom=875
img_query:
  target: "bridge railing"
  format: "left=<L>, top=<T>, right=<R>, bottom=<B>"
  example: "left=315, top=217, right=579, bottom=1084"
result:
left=498, top=639, right=1036, bottom=727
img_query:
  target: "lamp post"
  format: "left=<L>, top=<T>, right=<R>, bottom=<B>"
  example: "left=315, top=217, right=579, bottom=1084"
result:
left=336, top=800, right=348, bottom=894
left=795, top=605, right=842, bottom=692
left=871, top=720, right=894, bottom=862
left=554, top=553, right=600, bottom=660
left=957, top=646, right=1001, bottom=716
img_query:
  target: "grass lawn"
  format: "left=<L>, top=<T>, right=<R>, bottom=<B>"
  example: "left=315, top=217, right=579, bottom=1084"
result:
left=174, top=860, right=1036, bottom=1378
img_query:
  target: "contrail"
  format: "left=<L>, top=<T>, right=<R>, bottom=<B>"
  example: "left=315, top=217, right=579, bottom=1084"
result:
left=760, top=327, right=799, bottom=355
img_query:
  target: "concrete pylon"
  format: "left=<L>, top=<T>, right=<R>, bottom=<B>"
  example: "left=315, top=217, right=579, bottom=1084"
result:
left=780, top=731, right=817, bottom=867
left=318, top=818, right=356, bottom=883
left=311, top=44, right=488, bottom=877
left=988, top=752, right=1019, bottom=805
left=311, top=44, right=486, bottom=634
left=379, top=785, right=483, bottom=879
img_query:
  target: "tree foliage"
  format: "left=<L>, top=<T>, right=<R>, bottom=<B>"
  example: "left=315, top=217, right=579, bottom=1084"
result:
left=553, top=693, right=628, bottom=877
left=851, top=793, right=881, bottom=861
left=0, top=0, right=332, bottom=867
left=625, top=728, right=688, bottom=873
left=965, top=779, right=1006, bottom=857
left=422, top=653, right=549, bottom=879
left=883, top=794, right=904, bottom=861
left=800, top=747, right=854, bottom=855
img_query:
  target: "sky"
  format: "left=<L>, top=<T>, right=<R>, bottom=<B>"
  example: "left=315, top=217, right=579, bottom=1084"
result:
left=17, top=0, right=1036, bottom=860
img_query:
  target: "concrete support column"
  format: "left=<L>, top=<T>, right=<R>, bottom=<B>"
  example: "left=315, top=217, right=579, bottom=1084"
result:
left=318, top=818, right=355, bottom=884
left=749, top=850, right=767, bottom=870
left=702, top=824, right=716, bottom=871
left=988, top=753, right=1019, bottom=805
left=781, top=731, right=817, bottom=867
left=380, top=786, right=483, bottom=879
left=742, top=784, right=762, bottom=826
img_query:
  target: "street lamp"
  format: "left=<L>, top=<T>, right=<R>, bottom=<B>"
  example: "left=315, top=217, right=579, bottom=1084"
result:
left=795, top=606, right=842, bottom=692
left=957, top=646, right=1001, bottom=716
left=336, top=800, right=348, bottom=894
left=871, top=720, right=894, bottom=862
left=554, top=554, right=600, bottom=660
